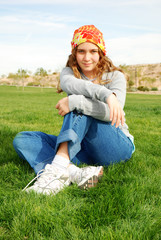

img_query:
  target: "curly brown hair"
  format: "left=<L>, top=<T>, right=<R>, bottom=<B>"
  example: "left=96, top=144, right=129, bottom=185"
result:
left=57, top=46, right=125, bottom=92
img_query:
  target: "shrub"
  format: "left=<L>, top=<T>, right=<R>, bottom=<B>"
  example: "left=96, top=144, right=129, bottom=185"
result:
left=151, top=87, right=158, bottom=91
left=0, top=81, right=10, bottom=86
left=27, top=82, right=40, bottom=87
left=127, top=87, right=137, bottom=92
left=7, top=73, right=18, bottom=79
left=128, top=80, right=134, bottom=88
left=137, top=86, right=149, bottom=91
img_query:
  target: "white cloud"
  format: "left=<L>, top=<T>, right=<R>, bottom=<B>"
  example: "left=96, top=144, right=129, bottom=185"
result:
left=0, top=15, right=65, bottom=28
left=0, top=1, right=160, bottom=75
left=0, top=43, right=68, bottom=75
left=1, top=33, right=160, bottom=76
left=115, top=0, right=161, bottom=6
left=111, top=23, right=161, bottom=34
left=0, top=0, right=95, bottom=4
left=0, top=10, right=74, bottom=75
left=0, top=0, right=160, bottom=5
left=0, top=12, right=73, bottom=46
left=0, top=13, right=71, bottom=35
left=107, top=34, right=161, bottom=66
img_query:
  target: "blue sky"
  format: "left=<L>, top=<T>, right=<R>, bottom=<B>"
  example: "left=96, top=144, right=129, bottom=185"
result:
left=0, top=0, right=161, bottom=75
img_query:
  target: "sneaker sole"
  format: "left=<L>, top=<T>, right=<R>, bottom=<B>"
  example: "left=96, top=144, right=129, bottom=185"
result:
left=25, top=177, right=71, bottom=195
left=78, top=166, right=103, bottom=190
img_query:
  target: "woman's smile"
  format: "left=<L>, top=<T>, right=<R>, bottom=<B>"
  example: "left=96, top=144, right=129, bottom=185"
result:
left=76, top=42, right=100, bottom=79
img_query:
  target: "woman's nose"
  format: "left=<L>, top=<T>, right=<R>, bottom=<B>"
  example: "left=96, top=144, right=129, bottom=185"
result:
left=84, top=52, right=90, bottom=61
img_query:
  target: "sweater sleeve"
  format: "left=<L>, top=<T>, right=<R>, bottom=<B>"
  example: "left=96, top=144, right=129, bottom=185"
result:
left=106, top=71, right=126, bottom=108
left=60, top=67, right=113, bottom=103
left=68, top=94, right=110, bottom=122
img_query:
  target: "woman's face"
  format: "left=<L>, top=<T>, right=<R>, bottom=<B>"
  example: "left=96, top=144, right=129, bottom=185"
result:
left=76, top=42, right=100, bottom=78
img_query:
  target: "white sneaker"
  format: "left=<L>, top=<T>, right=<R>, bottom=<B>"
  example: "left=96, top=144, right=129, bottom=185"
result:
left=70, top=166, right=103, bottom=189
left=23, top=164, right=70, bottom=195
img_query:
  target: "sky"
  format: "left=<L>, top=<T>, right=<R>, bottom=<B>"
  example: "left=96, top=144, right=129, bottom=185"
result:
left=0, top=0, right=161, bottom=76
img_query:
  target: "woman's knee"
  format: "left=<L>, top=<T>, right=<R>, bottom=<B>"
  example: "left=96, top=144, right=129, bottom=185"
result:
left=13, top=131, right=40, bottom=151
left=13, top=131, right=28, bottom=149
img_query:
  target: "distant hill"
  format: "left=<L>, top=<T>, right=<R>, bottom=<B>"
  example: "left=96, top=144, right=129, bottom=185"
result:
left=0, top=72, right=59, bottom=88
left=120, top=63, right=161, bottom=90
left=1, top=63, right=161, bottom=91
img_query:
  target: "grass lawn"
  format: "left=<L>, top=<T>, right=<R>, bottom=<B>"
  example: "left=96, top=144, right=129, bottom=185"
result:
left=0, top=86, right=161, bottom=240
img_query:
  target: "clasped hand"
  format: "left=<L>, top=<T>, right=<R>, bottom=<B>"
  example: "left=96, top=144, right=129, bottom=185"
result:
left=56, top=94, right=124, bottom=128
left=55, top=97, right=70, bottom=116
left=106, top=93, right=124, bottom=128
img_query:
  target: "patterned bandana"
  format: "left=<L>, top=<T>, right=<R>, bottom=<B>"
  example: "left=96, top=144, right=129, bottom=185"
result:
left=71, top=25, right=106, bottom=55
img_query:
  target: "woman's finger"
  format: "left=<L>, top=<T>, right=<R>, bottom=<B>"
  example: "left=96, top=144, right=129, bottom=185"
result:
left=55, top=102, right=60, bottom=109
left=112, top=108, right=118, bottom=126
left=58, top=109, right=63, bottom=115
left=109, top=105, right=113, bottom=123
left=120, top=109, right=125, bottom=126
left=115, top=108, right=120, bottom=128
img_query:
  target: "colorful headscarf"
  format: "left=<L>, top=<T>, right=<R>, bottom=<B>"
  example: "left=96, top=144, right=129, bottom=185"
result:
left=71, top=25, right=106, bottom=55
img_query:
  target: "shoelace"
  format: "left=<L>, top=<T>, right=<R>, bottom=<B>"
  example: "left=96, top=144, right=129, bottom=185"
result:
left=70, top=167, right=93, bottom=183
left=78, top=167, right=93, bottom=179
left=22, top=168, right=65, bottom=192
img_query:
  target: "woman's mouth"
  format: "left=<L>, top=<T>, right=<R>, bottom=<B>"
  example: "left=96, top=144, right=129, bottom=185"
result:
left=83, top=63, right=91, bottom=67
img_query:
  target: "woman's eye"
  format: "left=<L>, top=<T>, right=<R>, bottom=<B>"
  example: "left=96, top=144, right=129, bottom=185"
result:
left=90, top=50, right=98, bottom=54
left=77, top=50, right=84, bottom=53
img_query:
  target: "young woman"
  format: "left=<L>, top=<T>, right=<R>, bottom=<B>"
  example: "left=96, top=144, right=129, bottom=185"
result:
left=13, top=25, right=135, bottom=195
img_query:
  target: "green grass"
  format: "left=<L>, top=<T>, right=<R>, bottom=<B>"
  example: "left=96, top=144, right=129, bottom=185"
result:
left=0, top=86, right=161, bottom=240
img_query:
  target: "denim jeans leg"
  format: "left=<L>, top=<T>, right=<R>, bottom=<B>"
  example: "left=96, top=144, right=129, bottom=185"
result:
left=82, top=119, right=133, bottom=166
left=55, top=111, right=93, bottom=160
left=13, top=131, right=57, bottom=173
left=13, top=113, right=133, bottom=172
left=13, top=112, right=93, bottom=173
left=56, top=112, right=133, bottom=166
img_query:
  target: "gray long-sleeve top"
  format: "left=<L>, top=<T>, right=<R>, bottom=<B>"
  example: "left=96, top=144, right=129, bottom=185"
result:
left=60, top=67, right=134, bottom=143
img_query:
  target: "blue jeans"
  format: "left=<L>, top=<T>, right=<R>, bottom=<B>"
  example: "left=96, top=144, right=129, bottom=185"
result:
left=13, top=111, right=134, bottom=174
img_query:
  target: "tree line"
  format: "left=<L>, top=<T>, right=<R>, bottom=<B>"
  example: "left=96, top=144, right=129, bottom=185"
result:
left=6, top=67, right=55, bottom=79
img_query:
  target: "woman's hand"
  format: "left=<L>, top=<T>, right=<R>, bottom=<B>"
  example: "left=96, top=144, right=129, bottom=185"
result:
left=55, top=97, right=70, bottom=116
left=106, top=93, right=124, bottom=128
